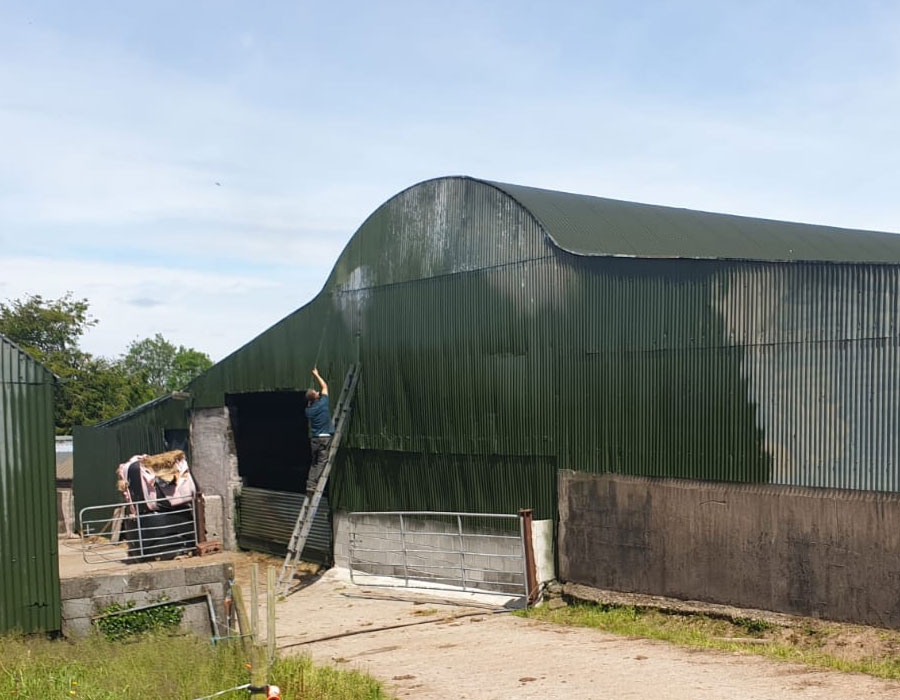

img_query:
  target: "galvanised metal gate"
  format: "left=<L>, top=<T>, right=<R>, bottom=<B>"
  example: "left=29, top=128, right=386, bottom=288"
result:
left=348, top=511, right=529, bottom=599
left=78, top=497, right=198, bottom=564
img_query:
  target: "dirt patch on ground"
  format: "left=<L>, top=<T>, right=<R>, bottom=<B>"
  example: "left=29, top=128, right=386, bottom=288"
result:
left=268, top=569, right=900, bottom=700
left=780, top=622, right=900, bottom=665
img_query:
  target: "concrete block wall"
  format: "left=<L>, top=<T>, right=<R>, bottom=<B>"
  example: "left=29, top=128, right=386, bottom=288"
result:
left=202, top=494, right=225, bottom=543
left=60, top=562, right=232, bottom=638
left=333, top=512, right=555, bottom=592
left=191, top=408, right=241, bottom=550
left=559, top=471, right=900, bottom=628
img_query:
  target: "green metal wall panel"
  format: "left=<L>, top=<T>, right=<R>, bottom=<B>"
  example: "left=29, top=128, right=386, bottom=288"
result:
left=73, top=396, right=190, bottom=518
left=0, top=336, right=60, bottom=634
left=332, top=450, right=557, bottom=520
left=236, top=488, right=331, bottom=564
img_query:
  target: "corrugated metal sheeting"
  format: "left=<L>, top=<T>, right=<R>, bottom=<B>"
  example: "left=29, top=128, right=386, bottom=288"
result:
left=237, top=488, right=331, bottom=564
left=74, top=176, right=900, bottom=558
left=0, top=335, right=60, bottom=634
left=492, top=179, right=900, bottom=263
left=183, top=177, right=900, bottom=516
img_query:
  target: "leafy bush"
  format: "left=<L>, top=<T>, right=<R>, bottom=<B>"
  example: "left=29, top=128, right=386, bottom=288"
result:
left=94, top=596, right=184, bottom=641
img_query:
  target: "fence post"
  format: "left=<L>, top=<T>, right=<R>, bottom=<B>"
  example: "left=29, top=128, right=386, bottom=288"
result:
left=267, top=566, right=276, bottom=667
left=233, top=584, right=266, bottom=700
left=518, top=509, right=538, bottom=606
left=399, top=514, right=410, bottom=587
left=135, top=508, right=145, bottom=558
left=457, top=514, right=467, bottom=591
left=348, top=515, right=357, bottom=585
left=250, top=563, right=259, bottom=644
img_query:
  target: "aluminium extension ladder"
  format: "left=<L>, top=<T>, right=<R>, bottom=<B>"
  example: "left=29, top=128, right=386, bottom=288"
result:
left=277, top=363, right=361, bottom=596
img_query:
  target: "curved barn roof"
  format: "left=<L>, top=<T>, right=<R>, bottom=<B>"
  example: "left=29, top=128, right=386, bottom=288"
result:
left=481, top=178, right=900, bottom=264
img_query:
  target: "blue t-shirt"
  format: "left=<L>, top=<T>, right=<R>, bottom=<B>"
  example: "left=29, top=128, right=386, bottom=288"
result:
left=305, top=395, right=334, bottom=436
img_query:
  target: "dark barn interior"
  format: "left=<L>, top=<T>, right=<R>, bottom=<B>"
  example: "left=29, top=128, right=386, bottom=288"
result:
left=226, top=391, right=311, bottom=492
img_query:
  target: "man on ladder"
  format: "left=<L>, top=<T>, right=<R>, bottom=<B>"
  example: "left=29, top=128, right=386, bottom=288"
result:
left=278, top=362, right=359, bottom=595
left=305, top=367, right=333, bottom=499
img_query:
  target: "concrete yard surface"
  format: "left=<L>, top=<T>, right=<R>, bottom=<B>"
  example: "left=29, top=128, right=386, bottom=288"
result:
left=269, top=569, right=900, bottom=700
left=57, top=535, right=236, bottom=579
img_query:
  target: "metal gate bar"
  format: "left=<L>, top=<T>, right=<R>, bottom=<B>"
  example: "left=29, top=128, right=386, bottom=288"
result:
left=78, top=497, right=198, bottom=564
left=348, top=511, right=529, bottom=599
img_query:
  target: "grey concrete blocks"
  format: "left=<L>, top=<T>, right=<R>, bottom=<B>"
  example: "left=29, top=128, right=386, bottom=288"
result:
left=60, top=576, right=100, bottom=600
left=61, top=598, right=95, bottom=619
left=60, top=562, right=230, bottom=639
left=203, top=494, right=224, bottom=542
left=133, top=567, right=186, bottom=591
left=61, top=617, right=93, bottom=638
left=181, top=601, right=213, bottom=637
left=184, top=562, right=228, bottom=586
left=191, top=408, right=241, bottom=551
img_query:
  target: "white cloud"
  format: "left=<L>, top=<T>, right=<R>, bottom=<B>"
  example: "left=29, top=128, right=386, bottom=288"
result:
left=2, top=1, right=900, bottom=368
left=0, top=256, right=309, bottom=361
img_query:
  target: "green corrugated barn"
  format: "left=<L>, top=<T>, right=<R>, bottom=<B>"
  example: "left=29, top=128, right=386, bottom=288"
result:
left=0, top=334, right=60, bottom=634
left=74, top=176, right=900, bottom=562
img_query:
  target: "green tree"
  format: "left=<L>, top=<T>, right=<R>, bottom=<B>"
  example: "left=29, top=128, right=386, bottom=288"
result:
left=170, top=347, right=214, bottom=390
left=55, top=352, right=155, bottom=430
left=0, top=294, right=212, bottom=432
left=0, top=293, right=131, bottom=431
left=0, top=293, right=96, bottom=365
left=122, top=333, right=212, bottom=395
left=122, top=333, right=177, bottom=394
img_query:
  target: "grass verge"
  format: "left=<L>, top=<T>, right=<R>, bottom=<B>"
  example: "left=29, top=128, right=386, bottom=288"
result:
left=518, top=602, right=900, bottom=680
left=0, top=632, right=391, bottom=700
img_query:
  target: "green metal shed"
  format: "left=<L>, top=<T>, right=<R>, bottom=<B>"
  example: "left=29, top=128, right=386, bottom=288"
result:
left=0, top=334, right=60, bottom=634
left=72, top=392, right=191, bottom=517
left=74, top=176, right=900, bottom=559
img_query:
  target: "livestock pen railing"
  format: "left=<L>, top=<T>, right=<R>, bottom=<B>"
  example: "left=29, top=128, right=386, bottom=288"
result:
left=78, top=497, right=198, bottom=564
left=348, top=511, right=530, bottom=601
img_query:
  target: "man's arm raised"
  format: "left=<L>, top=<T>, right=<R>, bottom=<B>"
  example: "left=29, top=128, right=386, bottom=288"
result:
left=312, top=367, right=328, bottom=396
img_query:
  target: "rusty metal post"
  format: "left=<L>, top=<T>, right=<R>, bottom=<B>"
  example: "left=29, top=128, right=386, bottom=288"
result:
left=518, top=509, right=539, bottom=606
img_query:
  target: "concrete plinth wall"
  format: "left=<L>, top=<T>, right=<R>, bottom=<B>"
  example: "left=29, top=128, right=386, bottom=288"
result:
left=60, top=562, right=232, bottom=638
left=333, top=512, right=555, bottom=591
left=191, top=408, right=241, bottom=550
left=558, top=471, right=900, bottom=627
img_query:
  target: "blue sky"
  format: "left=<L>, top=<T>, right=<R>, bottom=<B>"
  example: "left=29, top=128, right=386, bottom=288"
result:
left=2, top=1, right=899, bottom=360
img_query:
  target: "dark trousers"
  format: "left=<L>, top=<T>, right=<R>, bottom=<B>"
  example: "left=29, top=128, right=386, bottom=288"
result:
left=306, top=436, right=332, bottom=494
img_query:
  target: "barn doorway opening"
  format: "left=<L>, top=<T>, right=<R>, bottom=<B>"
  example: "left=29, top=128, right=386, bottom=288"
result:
left=225, top=390, right=331, bottom=563
left=226, top=391, right=310, bottom=492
